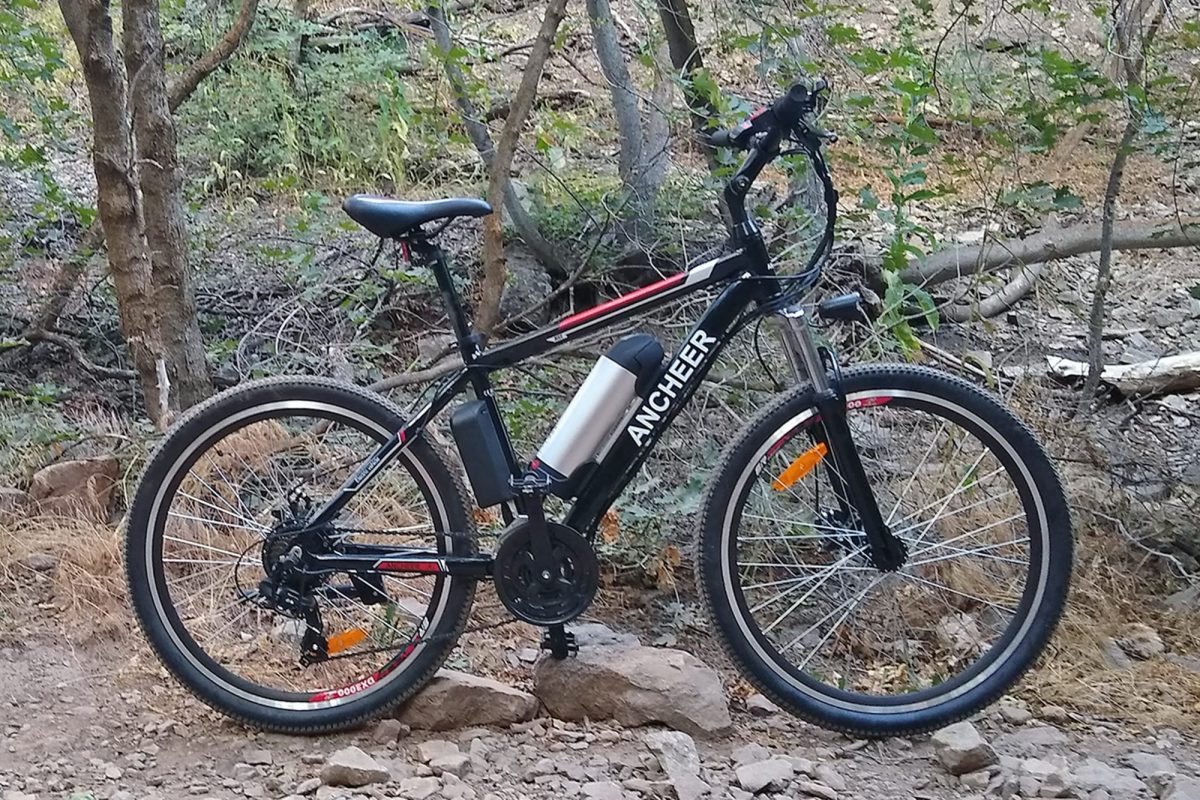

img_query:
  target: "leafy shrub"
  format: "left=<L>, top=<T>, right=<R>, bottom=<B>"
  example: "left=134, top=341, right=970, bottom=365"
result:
left=169, top=5, right=467, bottom=195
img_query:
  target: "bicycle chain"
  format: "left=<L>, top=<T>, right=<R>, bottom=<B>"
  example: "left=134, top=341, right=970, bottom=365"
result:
left=310, top=526, right=511, bottom=665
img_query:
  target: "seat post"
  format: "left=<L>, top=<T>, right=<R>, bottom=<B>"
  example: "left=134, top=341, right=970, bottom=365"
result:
left=410, top=235, right=479, bottom=363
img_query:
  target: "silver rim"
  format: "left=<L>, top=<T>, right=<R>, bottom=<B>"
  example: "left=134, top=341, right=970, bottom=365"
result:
left=142, top=399, right=455, bottom=712
left=719, top=387, right=1050, bottom=714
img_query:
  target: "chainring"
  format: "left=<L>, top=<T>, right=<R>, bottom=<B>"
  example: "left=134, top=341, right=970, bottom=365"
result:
left=493, top=521, right=598, bottom=625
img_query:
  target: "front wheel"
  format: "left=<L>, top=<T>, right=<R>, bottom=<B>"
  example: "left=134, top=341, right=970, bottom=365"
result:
left=698, top=364, right=1071, bottom=736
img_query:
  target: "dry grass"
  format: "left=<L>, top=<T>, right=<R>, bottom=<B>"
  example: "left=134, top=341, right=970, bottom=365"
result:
left=1029, top=537, right=1200, bottom=729
left=1004, top=387, right=1200, bottom=731
left=0, top=513, right=128, bottom=641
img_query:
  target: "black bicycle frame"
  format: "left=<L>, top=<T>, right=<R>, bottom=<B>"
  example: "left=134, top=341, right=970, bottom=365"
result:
left=294, top=110, right=845, bottom=580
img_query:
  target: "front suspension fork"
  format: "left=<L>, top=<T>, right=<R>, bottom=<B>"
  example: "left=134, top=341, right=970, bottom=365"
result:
left=777, top=305, right=906, bottom=571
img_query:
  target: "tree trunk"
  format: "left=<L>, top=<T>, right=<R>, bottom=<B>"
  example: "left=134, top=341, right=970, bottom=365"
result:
left=57, top=0, right=169, bottom=422
left=587, top=0, right=669, bottom=253
left=124, top=0, right=213, bottom=410
left=476, top=0, right=569, bottom=334
left=656, top=0, right=717, bottom=165
left=428, top=4, right=567, bottom=283
left=1077, top=2, right=1166, bottom=414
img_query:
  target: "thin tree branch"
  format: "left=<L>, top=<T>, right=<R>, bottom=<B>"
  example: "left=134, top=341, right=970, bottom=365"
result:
left=166, top=0, right=259, bottom=112
left=22, top=330, right=138, bottom=380
left=477, top=0, right=569, bottom=334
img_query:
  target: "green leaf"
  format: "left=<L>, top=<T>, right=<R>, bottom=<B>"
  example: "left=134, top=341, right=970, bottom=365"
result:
left=908, top=284, right=940, bottom=330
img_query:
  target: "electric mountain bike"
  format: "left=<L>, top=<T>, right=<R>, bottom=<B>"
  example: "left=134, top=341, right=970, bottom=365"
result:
left=125, top=80, right=1072, bottom=737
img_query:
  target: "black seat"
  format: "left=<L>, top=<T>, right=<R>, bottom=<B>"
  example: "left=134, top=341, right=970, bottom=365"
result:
left=342, top=195, right=493, bottom=239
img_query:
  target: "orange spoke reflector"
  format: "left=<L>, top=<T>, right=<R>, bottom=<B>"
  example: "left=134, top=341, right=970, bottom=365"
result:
left=772, top=442, right=828, bottom=491
left=327, top=627, right=368, bottom=655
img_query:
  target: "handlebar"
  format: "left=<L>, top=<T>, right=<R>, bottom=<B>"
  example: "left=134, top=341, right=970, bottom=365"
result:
left=707, top=77, right=839, bottom=292
left=706, top=78, right=834, bottom=151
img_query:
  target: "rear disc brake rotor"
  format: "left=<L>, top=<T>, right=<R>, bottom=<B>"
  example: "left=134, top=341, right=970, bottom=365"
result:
left=493, top=521, right=598, bottom=625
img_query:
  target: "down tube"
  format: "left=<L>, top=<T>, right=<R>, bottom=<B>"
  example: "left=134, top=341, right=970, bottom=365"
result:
left=565, top=279, right=764, bottom=537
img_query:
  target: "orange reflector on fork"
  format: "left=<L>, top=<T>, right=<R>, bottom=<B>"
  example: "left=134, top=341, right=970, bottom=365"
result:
left=327, top=627, right=368, bottom=655
left=772, top=442, right=828, bottom=491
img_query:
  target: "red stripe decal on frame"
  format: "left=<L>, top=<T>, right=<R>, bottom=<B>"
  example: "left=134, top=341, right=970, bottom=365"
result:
left=558, top=273, right=685, bottom=331
left=376, top=560, right=442, bottom=572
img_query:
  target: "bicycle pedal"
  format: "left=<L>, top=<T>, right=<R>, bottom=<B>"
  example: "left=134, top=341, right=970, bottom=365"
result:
left=541, top=628, right=578, bottom=660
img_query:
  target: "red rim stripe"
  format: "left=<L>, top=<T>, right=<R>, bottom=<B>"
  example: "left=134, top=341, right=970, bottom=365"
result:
left=558, top=272, right=685, bottom=331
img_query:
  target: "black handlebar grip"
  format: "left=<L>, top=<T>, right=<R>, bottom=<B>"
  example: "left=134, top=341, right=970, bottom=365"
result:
left=708, top=129, right=735, bottom=148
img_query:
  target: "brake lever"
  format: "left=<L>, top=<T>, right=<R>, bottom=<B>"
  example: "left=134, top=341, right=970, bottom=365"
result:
left=798, top=111, right=838, bottom=144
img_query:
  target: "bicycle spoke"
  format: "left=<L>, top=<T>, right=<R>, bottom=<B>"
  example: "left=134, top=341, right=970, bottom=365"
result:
left=727, top=383, right=1051, bottom=708
left=163, top=535, right=243, bottom=559
left=907, top=536, right=1031, bottom=567
left=885, top=418, right=949, bottom=525
left=759, top=547, right=865, bottom=635
left=904, top=513, right=1026, bottom=559
left=781, top=576, right=884, bottom=656
left=168, top=510, right=266, bottom=535
left=899, top=572, right=1018, bottom=615
left=175, top=491, right=269, bottom=533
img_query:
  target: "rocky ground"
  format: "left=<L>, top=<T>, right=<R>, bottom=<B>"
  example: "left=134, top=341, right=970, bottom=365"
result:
left=1, top=612, right=1199, bottom=800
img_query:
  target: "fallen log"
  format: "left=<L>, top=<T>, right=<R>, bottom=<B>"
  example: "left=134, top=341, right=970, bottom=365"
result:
left=1047, top=352, right=1200, bottom=396
left=903, top=217, right=1200, bottom=287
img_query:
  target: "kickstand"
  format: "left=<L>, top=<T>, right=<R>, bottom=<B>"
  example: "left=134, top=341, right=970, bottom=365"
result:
left=541, top=624, right=578, bottom=660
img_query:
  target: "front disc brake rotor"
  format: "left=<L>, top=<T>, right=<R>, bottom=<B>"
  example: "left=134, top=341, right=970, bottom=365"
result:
left=493, top=521, right=598, bottom=625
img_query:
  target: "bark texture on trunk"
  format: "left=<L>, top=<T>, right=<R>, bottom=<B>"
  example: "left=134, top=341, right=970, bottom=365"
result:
left=587, top=0, right=670, bottom=252
left=124, top=0, right=213, bottom=410
left=58, top=0, right=169, bottom=421
left=656, top=0, right=717, bottom=163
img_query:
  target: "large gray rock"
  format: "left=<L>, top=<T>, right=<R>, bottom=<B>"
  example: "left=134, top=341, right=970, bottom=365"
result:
left=995, top=725, right=1069, bottom=755
left=1019, top=757, right=1072, bottom=797
left=397, top=670, right=538, bottom=730
left=319, top=746, right=390, bottom=787
left=644, top=730, right=709, bottom=800
left=1126, top=751, right=1176, bottom=794
left=796, top=780, right=838, bottom=800
left=580, top=782, right=626, bottom=800
left=395, top=776, right=440, bottom=800
left=29, top=457, right=119, bottom=521
left=534, top=624, right=731, bottom=737
left=930, top=722, right=998, bottom=776
left=1165, top=776, right=1200, bottom=800
left=735, top=758, right=794, bottom=793
left=1073, top=758, right=1148, bottom=795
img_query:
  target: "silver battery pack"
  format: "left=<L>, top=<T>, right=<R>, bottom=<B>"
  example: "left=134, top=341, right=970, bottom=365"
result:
left=537, top=355, right=639, bottom=479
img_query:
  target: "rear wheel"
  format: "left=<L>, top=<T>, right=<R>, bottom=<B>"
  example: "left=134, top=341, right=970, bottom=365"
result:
left=126, top=377, right=475, bottom=733
left=698, top=364, right=1071, bottom=735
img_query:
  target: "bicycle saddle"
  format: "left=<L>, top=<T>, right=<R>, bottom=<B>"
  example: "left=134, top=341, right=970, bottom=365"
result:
left=342, top=195, right=493, bottom=239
